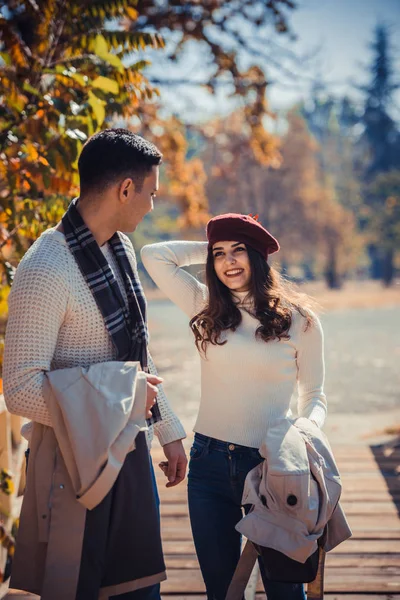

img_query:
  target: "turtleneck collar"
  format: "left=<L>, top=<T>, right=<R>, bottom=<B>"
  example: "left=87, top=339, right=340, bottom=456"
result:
left=231, top=289, right=254, bottom=307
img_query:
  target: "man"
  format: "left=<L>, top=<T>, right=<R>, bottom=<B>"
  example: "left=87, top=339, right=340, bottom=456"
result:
left=3, top=129, right=187, bottom=599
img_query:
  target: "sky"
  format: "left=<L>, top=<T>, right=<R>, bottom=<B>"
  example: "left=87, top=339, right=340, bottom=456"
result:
left=273, top=0, right=400, bottom=108
left=146, top=0, right=400, bottom=122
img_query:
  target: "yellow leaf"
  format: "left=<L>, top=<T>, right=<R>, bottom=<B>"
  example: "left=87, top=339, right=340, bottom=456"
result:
left=24, top=142, right=39, bottom=161
left=70, top=73, right=86, bottom=87
left=88, top=91, right=106, bottom=126
left=94, top=34, right=109, bottom=58
left=92, top=76, right=119, bottom=95
left=102, top=52, right=124, bottom=72
left=92, top=35, right=124, bottom=73
left=126, top=7, right=138, bottom=20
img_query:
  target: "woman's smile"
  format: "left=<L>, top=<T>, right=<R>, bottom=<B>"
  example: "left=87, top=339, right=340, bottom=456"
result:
left=212, top=241, right=252, bottom=292
left=224, top=268, right=244, bottom=277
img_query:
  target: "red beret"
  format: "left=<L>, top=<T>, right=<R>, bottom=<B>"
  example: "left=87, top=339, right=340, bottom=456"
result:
left=206, top=213, right=279, bottom=259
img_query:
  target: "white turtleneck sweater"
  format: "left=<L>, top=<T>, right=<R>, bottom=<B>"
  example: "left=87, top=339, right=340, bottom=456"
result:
left=141, top=241, right=327, bottom=449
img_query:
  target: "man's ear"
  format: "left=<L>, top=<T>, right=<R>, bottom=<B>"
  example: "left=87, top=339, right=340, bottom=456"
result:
left=119, top=178, right=134, bottom=203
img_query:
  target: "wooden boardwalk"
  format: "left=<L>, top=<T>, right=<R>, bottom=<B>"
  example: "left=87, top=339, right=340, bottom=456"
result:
left=151, top=438, right=400, bottom=599
left=4, top=437, right=400, bottom=599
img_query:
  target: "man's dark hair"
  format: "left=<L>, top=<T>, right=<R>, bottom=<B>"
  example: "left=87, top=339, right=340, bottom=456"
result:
left=78, top=128, right=162, bottom=195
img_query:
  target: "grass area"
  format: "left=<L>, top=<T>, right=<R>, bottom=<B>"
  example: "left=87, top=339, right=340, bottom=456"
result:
left=145, top=279, right=400, bottom=311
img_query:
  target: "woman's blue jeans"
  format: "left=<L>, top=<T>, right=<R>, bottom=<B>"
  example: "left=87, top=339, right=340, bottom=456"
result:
left=187, top=433, right=306, bottom=600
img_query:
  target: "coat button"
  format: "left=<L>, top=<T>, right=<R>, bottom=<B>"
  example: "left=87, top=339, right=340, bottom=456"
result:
left=59, top=484, right=64, bottom=490
left=228, top=444, right=235, bottom=451
left=287, top=494, right=298, bottom=506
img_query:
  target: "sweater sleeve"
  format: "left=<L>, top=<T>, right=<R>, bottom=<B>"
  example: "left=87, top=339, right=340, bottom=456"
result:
left=141, top=241, right=208, bottom=318
left=3, top=253, right=70, bottom=426
left=121, top=236, right=187, bottom=445
left=147, top=353, right=186, bottom=446
left=295, top=313, right=327, bottom=428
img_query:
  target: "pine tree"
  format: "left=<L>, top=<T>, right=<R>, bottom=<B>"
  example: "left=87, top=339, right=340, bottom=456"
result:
left=361, top=25, right=400, bottom=284
left=362, top=25, right=400, bottom=178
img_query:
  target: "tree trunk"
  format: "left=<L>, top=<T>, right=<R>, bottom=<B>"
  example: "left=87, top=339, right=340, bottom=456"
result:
left=368, top=245, right=383, bottom=280
left=325, top=243, right=342, bottom=289
left=303, top=261, right=316, bottom=281
left=382, top=248, right=394, bottom=287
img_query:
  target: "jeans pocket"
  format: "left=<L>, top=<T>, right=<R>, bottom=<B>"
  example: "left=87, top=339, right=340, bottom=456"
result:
left=250, top=448, right=263, bottom=462
left=189, top=442, right=207, bottom=462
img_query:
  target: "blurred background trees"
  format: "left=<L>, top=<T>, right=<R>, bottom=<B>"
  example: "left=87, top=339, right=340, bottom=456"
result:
left=0, top=0, right=295, bottom=281
left=0, top=2, right=399, bottom=325
left=359, top=25, right=400, bottom=285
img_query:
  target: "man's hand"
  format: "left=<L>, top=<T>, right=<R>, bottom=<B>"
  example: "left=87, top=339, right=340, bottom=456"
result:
left=159, top=440, right=187, bottom=488
left=145, top=374, right=163, bottom=419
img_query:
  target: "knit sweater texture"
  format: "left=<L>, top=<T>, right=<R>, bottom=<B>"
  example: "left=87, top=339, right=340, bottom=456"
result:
left=141, top=241, right=327, bottom=449
left=3, top=228, right=186, bottom=447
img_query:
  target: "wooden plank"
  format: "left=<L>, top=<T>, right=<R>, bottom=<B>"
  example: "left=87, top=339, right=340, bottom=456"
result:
left=12, top=440, right=27, bottom=501
left=155, top=474, right=400, bottom=490
left=339, top=531, right=400, bottom=539
left=160, top=569, right=400, bottom=593
left=340, top=502, right=399, bottom=515
left=160, top=515, right=400, bottom=534
left=154, top=467, right=400, bottom=482
left=161, top=539, right=400, bottom=555
left=161, top=528, right=400, bottom=542
left=164, top=555, right=400, bottom=569
left=151, top=446, right=400, bottom=461
left=155, top=461, right=400, bottom=474
left=3, top=592, right=39, bottom=599
left=157, top=486, right=400, bottom=500
left=158, top=502, right=400, bottom=518
left=9, top=415, right=22, bottom=448
left=340, top=492, right=400, bottom=501
left=161, top=595, right=400, bottom=600
left=339, top=479, right=400, bottom=492
left=244, top=561, right=259, bottom=600
left=158, top=491, right=400, bottom=503
left=331, top=539, right=400, bottom=553
left=0, top=410, right=12, bottom=517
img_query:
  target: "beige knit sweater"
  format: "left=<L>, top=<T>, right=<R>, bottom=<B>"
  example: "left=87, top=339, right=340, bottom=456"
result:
left=3, top=228, right=186, bottom=447
left=141, top=241, right=327, bottom=448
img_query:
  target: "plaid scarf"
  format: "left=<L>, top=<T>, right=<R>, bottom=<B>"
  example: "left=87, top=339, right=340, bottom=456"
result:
left=62, top=198, right=161, bottom=425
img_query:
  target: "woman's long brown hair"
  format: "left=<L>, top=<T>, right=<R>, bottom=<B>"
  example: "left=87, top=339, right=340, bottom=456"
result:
left=189, top=245, right=317, bottom=355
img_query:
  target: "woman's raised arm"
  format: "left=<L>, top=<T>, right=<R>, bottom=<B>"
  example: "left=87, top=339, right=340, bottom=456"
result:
left=141, top=241, right=208, bottom=318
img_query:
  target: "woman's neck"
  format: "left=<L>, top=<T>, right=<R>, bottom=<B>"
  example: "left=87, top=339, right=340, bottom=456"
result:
left=231, top=289, right=253, bottom=306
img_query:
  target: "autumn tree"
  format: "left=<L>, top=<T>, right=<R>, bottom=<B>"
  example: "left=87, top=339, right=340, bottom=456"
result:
left=274, top=112, right=358, bottom=287
left=0, top=0, right=300, bottom=267
left=0, top=0, right=164, bottom=295
left=130, top=107, right=209, bottom=228
left=134, top=0, right=297, bottom=94
left=301, top=94, right=363, bottom=285
left=203, top=108, right=357, bottom=287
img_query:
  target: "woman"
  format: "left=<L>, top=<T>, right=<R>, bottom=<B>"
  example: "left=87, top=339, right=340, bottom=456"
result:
left=141, top=213, right=327, bottom=600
